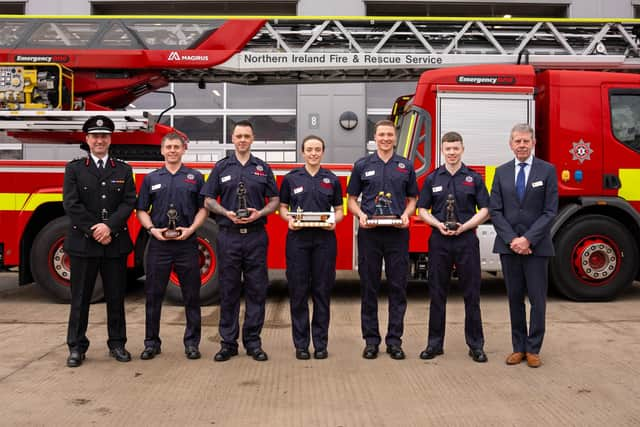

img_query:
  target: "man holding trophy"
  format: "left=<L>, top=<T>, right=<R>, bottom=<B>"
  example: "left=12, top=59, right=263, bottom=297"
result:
left=202, top=121, right=279, bottom=362
left=347, top=120, right=418, bottom=360
left=417, top=131, right=490, bottom=363
left=279, top=135, right=344, bottom=360
left=136, top=132, right=208, bottom=361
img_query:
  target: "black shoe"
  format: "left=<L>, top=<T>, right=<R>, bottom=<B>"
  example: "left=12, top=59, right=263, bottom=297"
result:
left=110, top=347, right=132, bottom=363
left=386, top=345, right=406, bottom=360
left=185, top=346, right=201, bottom=360
left=362, top=344, right=379, bottom=359
left=214, top=347, right=238, bottom=362
left=419, top=347, right=443, bottom=360
left=295, top=348, right=311, bottom=360
left=469, top=348, right=488, bottom=363
left=247, top=347, right=268, bottom=362
left=66, top=351, right=85, bottom=368
left=140, top=346, right=161, bottom=360
left=314, top=349, right=328, bottom=359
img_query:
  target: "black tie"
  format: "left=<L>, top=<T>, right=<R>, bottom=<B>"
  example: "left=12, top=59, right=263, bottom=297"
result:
left=97, top=159, right=104, bottom=170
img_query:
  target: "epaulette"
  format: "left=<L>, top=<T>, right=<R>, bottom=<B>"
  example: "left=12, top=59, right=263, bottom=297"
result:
left=69, top=156, right=86, bottom=163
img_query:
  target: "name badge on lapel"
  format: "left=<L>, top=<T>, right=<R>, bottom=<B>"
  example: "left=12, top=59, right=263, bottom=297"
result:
left=531, top=180, right=543, bottom=188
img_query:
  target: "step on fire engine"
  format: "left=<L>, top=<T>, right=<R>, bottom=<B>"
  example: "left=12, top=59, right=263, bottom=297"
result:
left=1, top=16, right=640, bottom=303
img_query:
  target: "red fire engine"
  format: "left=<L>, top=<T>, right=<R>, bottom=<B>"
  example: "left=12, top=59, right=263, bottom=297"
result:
left=2, top=16, right=640, bottom=302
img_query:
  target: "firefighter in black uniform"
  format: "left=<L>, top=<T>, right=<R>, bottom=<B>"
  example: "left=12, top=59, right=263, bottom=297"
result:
left=202, top=120, right=279, bottom=362
left=347, top=119, right=418, bottom=360
left=63, top=115, right=136, bottom=367
left=279, top=135, right=344, bottom=360
left=136, top=132, right=208, bottom=361
left=417, top=131, right=490, bottom=363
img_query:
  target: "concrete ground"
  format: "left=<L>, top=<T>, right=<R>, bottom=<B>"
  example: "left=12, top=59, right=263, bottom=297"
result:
left=1, top=271, right=640, bottom=426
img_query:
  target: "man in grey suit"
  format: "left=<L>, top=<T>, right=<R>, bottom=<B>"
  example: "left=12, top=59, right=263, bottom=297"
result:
left=489, top=123, right=558, bottom=368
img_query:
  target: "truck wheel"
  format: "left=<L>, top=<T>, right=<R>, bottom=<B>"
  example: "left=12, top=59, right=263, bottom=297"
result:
left=30, top=217, right=104, bottom=303
left=145, top=219, right=220, bottom=305
left=551, top=215, right=638, bottom=301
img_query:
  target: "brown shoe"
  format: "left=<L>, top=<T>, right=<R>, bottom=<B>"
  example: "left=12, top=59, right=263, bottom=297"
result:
left=525, top=352, right=542, bottom=368
left=505, top=352, right=525, bottom=365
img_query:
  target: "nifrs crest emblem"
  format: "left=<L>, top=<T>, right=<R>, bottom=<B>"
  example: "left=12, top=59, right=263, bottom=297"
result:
left=569, top=139, right=594, bottom=164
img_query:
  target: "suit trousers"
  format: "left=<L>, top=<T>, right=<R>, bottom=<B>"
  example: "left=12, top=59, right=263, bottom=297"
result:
left=144, top=238, right=201, bottom=349
left=357, top=227, right=409, bottom=347
left=67, top=255, right=127, bottom=352
left=500, top=254, right=549, bottom=354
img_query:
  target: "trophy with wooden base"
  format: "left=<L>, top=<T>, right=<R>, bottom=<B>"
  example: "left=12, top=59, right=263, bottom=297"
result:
left=162, top=204, right=182, bottom=239
left=444, top=194, right=460, bottom=231
left=365, top=191, right=403, bottom=226
left=289, top=207, right=335, bottom=228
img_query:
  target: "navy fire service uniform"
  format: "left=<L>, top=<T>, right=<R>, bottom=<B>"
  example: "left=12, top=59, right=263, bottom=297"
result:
left=137, top=165, right=205, bottom=351
left=63, top=155, right=136, bottom=354
left=418, top=163, right=490, bottom=352
left=201, top=153, right=278, bottom=352
left=280, top=167, right=343, bottom=352
left=346, top=153, right=418, bottom=347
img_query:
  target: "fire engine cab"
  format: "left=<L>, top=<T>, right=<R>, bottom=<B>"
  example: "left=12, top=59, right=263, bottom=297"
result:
left=2, top=16, right=640, bottom=303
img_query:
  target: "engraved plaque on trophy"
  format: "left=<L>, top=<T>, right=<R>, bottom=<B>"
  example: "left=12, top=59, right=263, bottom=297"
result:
left=366, top=191, right=402, bottom=226
left=289, top=206, right=335, bottom=228
left=236, top=181, right=250, bottom=219
left=444, top=194, right=460, bottom=231
left=163, top=204, right=182, bottom=239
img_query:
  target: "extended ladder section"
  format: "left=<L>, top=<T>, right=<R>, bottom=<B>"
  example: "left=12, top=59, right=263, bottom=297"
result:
left=1, top=17, right=640, bottom=84
left=0, top=110, right=155, bottom=132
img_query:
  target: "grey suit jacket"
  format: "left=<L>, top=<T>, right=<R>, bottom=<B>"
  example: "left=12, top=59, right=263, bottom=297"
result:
left=489, top=157, right=558, bottom=256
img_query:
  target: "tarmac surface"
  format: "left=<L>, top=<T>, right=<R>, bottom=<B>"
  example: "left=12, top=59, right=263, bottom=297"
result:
left=1, top=271, right=640, bottom=426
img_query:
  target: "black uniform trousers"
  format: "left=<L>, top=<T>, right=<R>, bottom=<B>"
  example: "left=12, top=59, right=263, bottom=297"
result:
left=500, top=254, right=548, bottom=354
left=357, top=227, right=409, bottom=347
left=285, top=229, right=336, bottom=351
left=217, top=228, right=269, bottom=351
left=427, top=231, right=484, bottom=351
left=144, top=238, right=201, bottom=349
left=67, top=255, right=127, bottom=352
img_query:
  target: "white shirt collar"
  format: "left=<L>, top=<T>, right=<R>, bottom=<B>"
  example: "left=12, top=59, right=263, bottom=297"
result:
left=514, top=155, right=533, bottom=167
left=90, top=153, right=109, bottom=167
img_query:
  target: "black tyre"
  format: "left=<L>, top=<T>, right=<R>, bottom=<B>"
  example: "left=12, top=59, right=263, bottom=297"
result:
left=144, top=219, right=220, bottom=305
left=30, top=217, right=104, bottom=303
left=551, top=214, right=638, bottom=301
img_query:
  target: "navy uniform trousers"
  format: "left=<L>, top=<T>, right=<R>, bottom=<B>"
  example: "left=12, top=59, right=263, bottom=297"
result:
left=144, top=238, right=201, bottom=349
left=286, top=229, right=337, bottom=351
left=427, top=231, right=484, bottom=351
left=500, top=254, right=548, bottom=354
left=67, top=255, right=127, bottom=352
left=217, top=227, right=269, bottom=351
left=358, top=227, right=409, bottom=347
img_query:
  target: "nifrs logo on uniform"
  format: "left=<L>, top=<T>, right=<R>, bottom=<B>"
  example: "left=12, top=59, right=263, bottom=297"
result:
left=293, top=186, right=304, bottom=194
left=463, top=175, right=474, bottom=186
left=396, top=162, right=408, bottom=173
left=321, top=177, right=332, bottom=189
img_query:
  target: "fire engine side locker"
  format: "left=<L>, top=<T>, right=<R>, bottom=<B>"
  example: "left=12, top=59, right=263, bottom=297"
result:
left=435, top=86, right=535, bottom=274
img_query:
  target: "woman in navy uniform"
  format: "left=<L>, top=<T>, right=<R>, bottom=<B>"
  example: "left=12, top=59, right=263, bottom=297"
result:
left=63, top=115, right=136, bottom=367
left=417, top=131, right=490, bottom=363
left=279, top=135, right=344, bottom=360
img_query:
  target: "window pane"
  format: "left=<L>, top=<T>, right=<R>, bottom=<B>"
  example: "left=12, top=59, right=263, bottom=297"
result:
left=227, top=115, right=296, bottom=141
left=611, top=94, right=640, bottom=152
left=227, top=84, right=296, bottom=109
left=174, top=83, right=224, bottom=109
left=367, top=82, right=417, bottom=109
left=127, top=91, right=173, bottom=110
left=172, top=115, right=223, bottom=142
left=28, top=22, right=99, bottom=47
